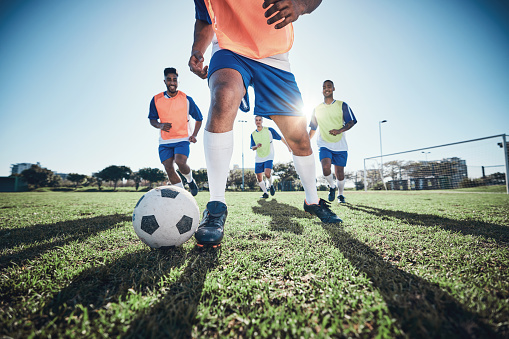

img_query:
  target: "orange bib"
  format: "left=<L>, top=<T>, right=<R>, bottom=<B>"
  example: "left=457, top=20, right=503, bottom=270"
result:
left=204, top=0, right=294, bottom=59
left=154, top=91, right=189, bottom=140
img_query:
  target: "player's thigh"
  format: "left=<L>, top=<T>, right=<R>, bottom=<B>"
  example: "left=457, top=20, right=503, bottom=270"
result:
left=174, top=143, right=190, bottom=166
left=207, top=69, right=246, bottom=132
left=321, top=157, right=332, bottom=171
left=162, top=157, right=175, bottom=172
left=271, top=115, right=311, bottom=156
left=159, top=144, right=175, bottom=165
left=174, top=154, right=189, bottom=167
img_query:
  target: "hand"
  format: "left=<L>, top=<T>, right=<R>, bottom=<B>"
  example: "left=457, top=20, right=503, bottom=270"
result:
left=257, top=143, right=262, bottom=148
left=161, top=123, right=172, bottom=132
left=329, top=129, right=342, bottom=136
left=189, top=135, right=197, bottom=143
left=189, top=50, right=208, bottom=79
left=262, top=0, right=307, bottom=29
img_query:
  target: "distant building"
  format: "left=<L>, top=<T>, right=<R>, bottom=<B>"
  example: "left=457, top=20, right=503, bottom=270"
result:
left=11, top=162, right=40, bottom=175
left=442, top=157, right=468, bottom=187
left=55, top=173, right=69, bottom=180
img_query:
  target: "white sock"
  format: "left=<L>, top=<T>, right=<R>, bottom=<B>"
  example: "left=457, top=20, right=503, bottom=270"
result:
left=337, top=179, right=345, bottom=196
left=258, top=180, right=267, bottom=193
left=182, top=170, right=193, bottom=183
left=292, top=154, right=319, bottom=204
left=325, top=174, right=336, bottom=188
left=174, top=182, right=184, bottom=188
left=268, top=174, right=273, bottom=186
left=204, top=130, right=233, bottom=204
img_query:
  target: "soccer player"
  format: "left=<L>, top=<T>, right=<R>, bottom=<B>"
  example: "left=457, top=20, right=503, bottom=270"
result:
left=148, top=67, right=203, bottom=196
left=251, top=115, right=291, bottom=198
left=189, top=0, right=342, bottom=247
left=309, top=80, right=357, bottom=203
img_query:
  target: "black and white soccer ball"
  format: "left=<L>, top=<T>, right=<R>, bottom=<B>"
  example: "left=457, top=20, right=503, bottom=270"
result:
left=132, top=186, right=200, bottom=248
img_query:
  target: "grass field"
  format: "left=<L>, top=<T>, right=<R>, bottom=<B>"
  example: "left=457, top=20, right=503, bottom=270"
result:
left=1, top=190, right=508, bottom=338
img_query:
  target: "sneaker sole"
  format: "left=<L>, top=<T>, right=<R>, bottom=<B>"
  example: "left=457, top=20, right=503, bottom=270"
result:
left=196, top=243, right=221, bottom=248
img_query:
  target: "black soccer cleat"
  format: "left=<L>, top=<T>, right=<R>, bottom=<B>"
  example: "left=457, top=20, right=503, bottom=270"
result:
left=338, top=195, right=346, bottom=204
left=304, top=199, right=343, bottom=223
left=261, top=193, right=269, bottom=199
left=269, top=185, right=275, bottom=196
left=328, top=186, right=336, bottom=202
left=188, top=180, right=198, bottom=196
left=195, top=201, right=227, bottom=246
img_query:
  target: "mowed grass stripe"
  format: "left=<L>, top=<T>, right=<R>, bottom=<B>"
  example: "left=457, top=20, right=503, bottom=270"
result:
left=0, top=191, right=507, bottom=338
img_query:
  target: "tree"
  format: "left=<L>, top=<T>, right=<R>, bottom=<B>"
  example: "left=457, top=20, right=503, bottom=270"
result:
left=67, top=173, right=87, bottom=188
left=138, top=167, right=167, bottom=188
left=21, top=164, right=61, bottom=189
left=96, top=165, right=132, bottom=190
left=244, top=170, right=258, bottom=189
left=226, top=169, right=243, bottom=190
left=193, top=168, right=208, bottom=189
left=92, top=173, right=103, bottom=190
left=131, top=172, right=142, bottom=191
left=273, top=162, right=299, bottom=191
left=384, top=160, right=404, bottom=181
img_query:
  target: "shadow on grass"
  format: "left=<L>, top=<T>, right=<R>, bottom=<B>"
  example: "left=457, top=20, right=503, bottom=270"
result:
left=346, top=204, right=509, bottom=245
left=322, top=225, right=501, bottom=338
left=251, top=199, right=311, bottom=234
left=0, top=214, right=131, bottom=269
left=30, top=247, right=218, bottom=338
left=125, top=247, right=219, bottom=338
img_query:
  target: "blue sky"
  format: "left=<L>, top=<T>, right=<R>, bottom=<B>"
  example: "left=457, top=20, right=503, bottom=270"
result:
left=1, top=0, right=508, bottom=178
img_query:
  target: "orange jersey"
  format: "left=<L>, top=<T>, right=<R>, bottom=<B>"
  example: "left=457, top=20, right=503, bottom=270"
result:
left=203, top=0, right=294, bottom=59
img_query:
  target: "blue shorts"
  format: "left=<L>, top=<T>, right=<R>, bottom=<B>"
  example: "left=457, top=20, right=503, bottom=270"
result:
left=208, top=49, right=304, bottom=119
left=158, top=141, right=190, bottom=163
left=255, top=160, right=273, bottom=174
left=319, top=148, right=348, bottom=167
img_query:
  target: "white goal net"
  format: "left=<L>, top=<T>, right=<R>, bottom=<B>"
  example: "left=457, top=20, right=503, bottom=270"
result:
left=363, top=134, right=508, bottom=193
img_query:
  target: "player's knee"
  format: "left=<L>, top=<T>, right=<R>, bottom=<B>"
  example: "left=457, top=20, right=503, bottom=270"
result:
left=336, top=170, right=345, bottom=181
left=211, top=83, right=243, bottom=110
left=175, top=158, right=186, bottom=168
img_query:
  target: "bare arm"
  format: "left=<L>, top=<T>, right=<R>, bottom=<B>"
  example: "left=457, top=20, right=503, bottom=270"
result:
left=329, top=121, right=356, bottom=136
left=251, top=143, right=262, bottom=150
left=150, top=119, right=171, bottom=132
left=189, top=120, right=203, bottom=143
left=309, top=129, right=316, bottom=139
left=262, top=0, right=322, bottom=29
left=189, top=19, right=214, bottom=79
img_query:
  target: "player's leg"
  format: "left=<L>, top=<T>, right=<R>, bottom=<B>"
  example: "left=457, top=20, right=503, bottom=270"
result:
left=264, top=164, right=275, bottom=196
left=204, top=67, right=245, bottom=202
left=162, top=157, right=183, bottom=188
left=320, top=148, right=336, bottom=201
left=256, top=166, right=268, bottom=198
left=195, top=55, right=247, bottom=246
left=160, top=144, right=183, bottom=188
left=249, top=56, right=341, bottom=223
left=272, top=115, right=341, bottom=223
left=174, top=143, right=198, bottom=196
left=334, top=151, right=348, bottom=203
left=271, top=114, right=317, bottom=198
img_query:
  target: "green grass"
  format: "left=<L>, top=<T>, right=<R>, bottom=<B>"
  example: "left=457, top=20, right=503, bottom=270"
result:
left=1, top=190, right=508, bottom=338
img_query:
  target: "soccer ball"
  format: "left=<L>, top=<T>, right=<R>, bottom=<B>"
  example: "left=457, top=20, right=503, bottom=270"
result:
left=132, top=186, right=200, bottom=248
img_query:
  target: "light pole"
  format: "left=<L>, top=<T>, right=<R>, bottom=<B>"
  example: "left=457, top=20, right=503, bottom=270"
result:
left=379, top=120, right=387, bottom=190
left=422, top=151, right=431, bottom=177
left=421, top=151, right=430, bottom=164
left=238, top=120, right=247, bottom=191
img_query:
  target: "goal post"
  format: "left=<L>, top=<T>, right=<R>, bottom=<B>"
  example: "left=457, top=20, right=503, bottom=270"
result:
left=363, top=134, right=509, bottom=194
